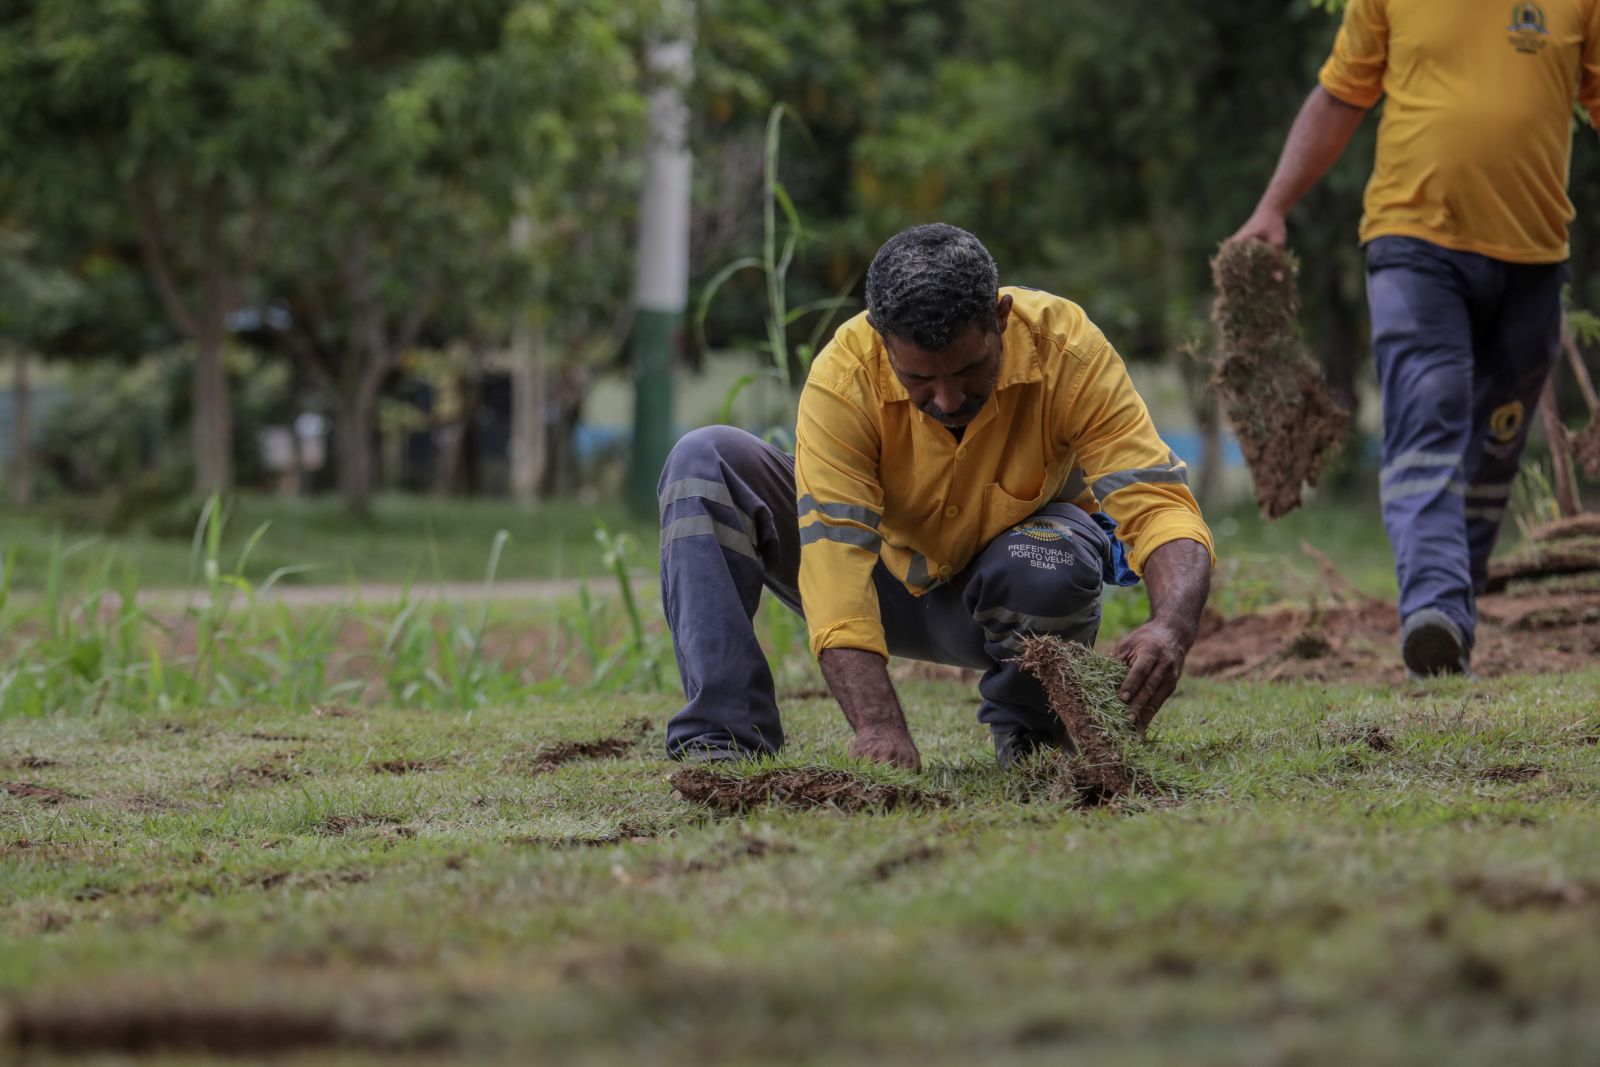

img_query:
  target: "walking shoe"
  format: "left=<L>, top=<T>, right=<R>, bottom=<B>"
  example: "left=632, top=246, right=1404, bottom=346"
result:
left=1401, top=608, right=1471, bottom=678
left=992, top=727, right=1071, bottom=771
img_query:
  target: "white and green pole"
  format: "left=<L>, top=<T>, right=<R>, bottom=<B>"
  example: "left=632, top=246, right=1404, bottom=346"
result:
left=626, top=4, right=694, bottom=516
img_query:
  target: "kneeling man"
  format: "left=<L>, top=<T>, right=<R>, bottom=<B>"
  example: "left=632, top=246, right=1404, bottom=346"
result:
left=658, top=223, right=1214, bottom=770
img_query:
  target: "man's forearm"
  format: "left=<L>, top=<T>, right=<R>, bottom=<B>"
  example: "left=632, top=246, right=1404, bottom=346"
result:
left=1254, top=87, right=1368, bottom=217
left=1141, top=538, right=1213, bottom=648
left=819, top=647, right=910, bottom=736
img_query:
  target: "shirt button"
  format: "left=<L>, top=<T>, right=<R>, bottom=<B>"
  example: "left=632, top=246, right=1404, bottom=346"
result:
left=938, top=564, right=953, bottom=578
left=944, top=504, right=960, bottom=518
left=956, top=446, right=967, bottom=459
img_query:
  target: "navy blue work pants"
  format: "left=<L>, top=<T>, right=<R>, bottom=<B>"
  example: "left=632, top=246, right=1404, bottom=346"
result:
left=657, top=426, right=1112, bottom=758
left=1366, top=236, right=1566, bottom=645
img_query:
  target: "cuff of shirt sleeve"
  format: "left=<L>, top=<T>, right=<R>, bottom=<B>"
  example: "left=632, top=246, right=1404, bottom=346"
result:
left=808, top=616, right=890, bottom=660
left=1317, top=68, right=1382, bottom=110
left=1127, top=521, right=1217, bottom=576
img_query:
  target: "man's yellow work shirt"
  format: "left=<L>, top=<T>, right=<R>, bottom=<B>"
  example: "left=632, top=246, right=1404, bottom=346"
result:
left=793, top=287, right=1214, bottom=660
left=1319, top=0, right=1600, bottom=263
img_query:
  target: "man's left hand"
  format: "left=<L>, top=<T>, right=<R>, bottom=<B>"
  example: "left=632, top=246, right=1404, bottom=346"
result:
left=1110, top=620, right=1189, bottom=732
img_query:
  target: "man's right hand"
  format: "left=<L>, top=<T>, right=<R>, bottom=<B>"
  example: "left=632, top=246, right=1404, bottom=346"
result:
left=847, top=725, right=922, bottom=772
left=1230, top=207, right=1287, bottom=251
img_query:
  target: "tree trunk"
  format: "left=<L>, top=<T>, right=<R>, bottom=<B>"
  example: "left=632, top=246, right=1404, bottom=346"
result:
left=10, top=349, right=32, bottom=506
left=626, top=3, right=695, bottom=516
left=193, top=326, right=232, bottom=494
left=339, top=390, right=376, bottom=516
left=509, top=317, right=550, bottom=504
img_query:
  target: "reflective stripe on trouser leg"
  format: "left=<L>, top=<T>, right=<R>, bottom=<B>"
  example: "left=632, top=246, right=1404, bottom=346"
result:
left=657, top=425, right=801, bottom=757
left=1460, top=258, right=1566, bottom=595
left=1366, top=237, right=1481, bottom=642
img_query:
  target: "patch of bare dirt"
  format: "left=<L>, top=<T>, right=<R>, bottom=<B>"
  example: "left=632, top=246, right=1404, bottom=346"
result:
left=313, top=704, right=361, bottom=719
left=370, top=759, right=437, bottom=775
left=1189, top=584, right=1600, bottom=684
left=1015, top=635, right=1137, bottom=803
left=506, top=824, right=660, bottom=849
left=3, top=755, right=57, bottom=770
left=1207, top=238, right=1351, bottom=519
left=638, top=836, right=795, bottom=879
left=216, top=750, right=306, bottom=789
left=1328, top=721, right=1395, bottom=752
left=4, top=1002, right=401, bottom=1056
left=1476, top=763, right=1545, bottom=784
left=316, top=813, right=415, bottom=838
left=245, top=731, right=313, bottom=742
left=0, top=781, right=83, bottom=805
left=867, top=843, right=942, bottom=882
left=1454, top=874, right=1600, bottom=911
left=520, top=717, right=653, bottom=774
left=670, top=767, right=933, bottom=814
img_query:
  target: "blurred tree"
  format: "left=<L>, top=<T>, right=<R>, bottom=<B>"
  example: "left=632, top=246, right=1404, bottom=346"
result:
left=0, top=2, right=344, bottom=494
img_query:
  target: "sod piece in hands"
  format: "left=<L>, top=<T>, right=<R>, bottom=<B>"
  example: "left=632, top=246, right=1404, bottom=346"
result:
left=1208, top=238, right=1351, bottom=519
left=1015, top=634, right=1136, bottom=802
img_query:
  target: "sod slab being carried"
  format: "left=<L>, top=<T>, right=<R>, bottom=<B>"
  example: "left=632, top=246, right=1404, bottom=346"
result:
left=1208, top=238, right=1351, bottom=519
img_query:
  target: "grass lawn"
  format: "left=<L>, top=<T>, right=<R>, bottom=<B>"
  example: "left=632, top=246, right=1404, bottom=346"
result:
left=6, top=668, right=1600, bottom=1063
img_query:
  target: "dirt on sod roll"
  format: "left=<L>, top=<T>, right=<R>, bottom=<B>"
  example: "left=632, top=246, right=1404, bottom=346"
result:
left=1208, top=238, right=1351, bottom=519
left=670, top=767, right=929, bottom=814
left=1014, top=634, right=1137, bottom=803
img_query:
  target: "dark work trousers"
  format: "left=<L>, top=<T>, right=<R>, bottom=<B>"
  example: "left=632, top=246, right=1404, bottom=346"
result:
left=657, top=425, right=1112, bottom=758
left=1366, top=236, right=1567, bottom=646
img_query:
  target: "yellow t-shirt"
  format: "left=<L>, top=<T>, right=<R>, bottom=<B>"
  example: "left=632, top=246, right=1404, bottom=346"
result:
left=1319, top=0, right=1600, bottom=263
left=793, top=287, right=1214, bottom=659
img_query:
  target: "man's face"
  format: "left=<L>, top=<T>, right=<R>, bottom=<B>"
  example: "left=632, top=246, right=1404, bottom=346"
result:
left=884, top=295, right=1012, bottom=429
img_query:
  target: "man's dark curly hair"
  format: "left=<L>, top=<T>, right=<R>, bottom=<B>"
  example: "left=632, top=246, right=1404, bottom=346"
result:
left=865, top=223, right=999, bottom=351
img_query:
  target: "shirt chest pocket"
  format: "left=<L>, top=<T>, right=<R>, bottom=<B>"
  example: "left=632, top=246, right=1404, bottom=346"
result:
left=983, top=479, right=1044, bottom=531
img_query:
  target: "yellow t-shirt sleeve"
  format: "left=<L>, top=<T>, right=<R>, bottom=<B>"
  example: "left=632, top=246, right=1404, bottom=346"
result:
left=794, top=368, right=889, bottom=660
left=1582, top=2, right=1600, bottom=127
left=1317, top=0, right=1389, bottom=109
left=1063, top=336, right=1215, bottom=576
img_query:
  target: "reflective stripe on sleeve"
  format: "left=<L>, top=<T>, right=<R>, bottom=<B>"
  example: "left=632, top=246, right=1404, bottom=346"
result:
left=1090, top=451, right=1189, bottom=498
left=798, top=520, right=882, bottom=552
left=796, top=495, right=882, bottom=529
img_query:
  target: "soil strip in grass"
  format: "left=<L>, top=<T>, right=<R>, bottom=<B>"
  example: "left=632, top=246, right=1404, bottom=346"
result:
left=526, top=716, right=653, bottom=774
left=0, top=781, right=82, bottom=804
left=670, top=767, right=933, bottom=814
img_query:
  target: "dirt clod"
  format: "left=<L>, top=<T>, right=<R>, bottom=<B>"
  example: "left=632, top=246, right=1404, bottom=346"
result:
left=0, top=781, right=82, bottom=805
left=525, top=717, right=652, bottom=774
left=1015, top=635, right=1137, bottom=803
left=1207, top=238, right=1351, bottom=519
left=670, top=767, right=930, bottom=814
